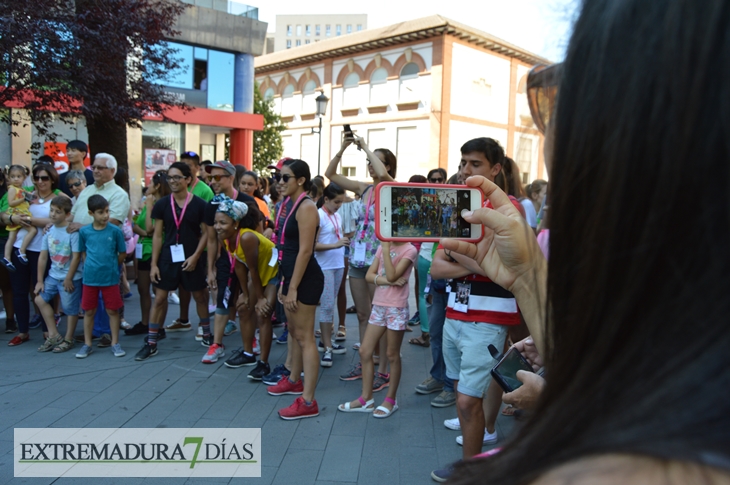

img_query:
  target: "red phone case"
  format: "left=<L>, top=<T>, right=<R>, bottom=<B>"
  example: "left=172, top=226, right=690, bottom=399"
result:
left=374, top=182, right=484, bottom=243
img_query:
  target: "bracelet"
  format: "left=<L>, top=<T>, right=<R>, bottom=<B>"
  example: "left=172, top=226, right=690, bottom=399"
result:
left=374, top=275, right=379, bottom=287
left=10, top=215, right=13, bottom=225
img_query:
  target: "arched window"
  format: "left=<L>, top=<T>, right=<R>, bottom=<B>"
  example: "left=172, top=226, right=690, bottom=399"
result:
left=301, top=79, right=318, bottom=112
left=281, top=83, right=295, bottom=114
left=342, top=72, right=360, bottom=107
left=264, top=87, right=275, bottom=100
left=399, top=63, right=419, bottom=101
left=369, top=67, right=389, bottom=105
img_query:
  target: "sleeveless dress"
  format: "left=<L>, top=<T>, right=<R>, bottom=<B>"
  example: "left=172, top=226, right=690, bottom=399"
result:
left=281, top=197, right=324, bottom=305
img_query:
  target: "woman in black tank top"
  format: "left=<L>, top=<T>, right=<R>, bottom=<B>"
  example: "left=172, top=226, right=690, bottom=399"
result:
left=271, top=159, right=324, bottom=420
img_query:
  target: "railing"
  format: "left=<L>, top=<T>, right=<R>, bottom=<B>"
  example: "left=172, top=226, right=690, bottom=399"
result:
left=180, top=0, right=259, bottom=19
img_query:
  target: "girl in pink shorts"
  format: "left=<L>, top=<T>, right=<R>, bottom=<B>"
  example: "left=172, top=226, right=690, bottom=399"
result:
left=338, top=240, right=416, bottom=418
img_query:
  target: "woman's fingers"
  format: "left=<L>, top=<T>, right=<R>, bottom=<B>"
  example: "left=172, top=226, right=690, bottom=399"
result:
left=465, top=176, right=521, bottom=217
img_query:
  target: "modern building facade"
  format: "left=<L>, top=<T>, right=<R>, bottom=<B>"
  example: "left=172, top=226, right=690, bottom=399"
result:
left=255, top=15, right=548, bottom=183
left=272, top=14, right=367, bottom=52
left=1, top=0, right=267, bottom=203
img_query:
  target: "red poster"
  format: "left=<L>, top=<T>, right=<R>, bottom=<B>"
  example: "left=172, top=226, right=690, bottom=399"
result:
left=144, top=149, right=177, bottom=185
left=43, top=142, right=91, bottom=174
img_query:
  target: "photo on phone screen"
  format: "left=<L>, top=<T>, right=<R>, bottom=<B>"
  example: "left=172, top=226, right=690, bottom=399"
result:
left=491, top=347, right=534, bottom=393
left=390, top=186, right=473, bottom=238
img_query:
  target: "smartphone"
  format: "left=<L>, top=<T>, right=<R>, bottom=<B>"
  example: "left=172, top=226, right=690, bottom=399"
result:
left=375, top=182, right=483, bottom=242
left=490, top=347, right=534, bottom=393
left=343, top=124, right=360, bottom=150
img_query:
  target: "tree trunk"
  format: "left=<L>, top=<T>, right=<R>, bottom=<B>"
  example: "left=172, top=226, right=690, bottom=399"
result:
left=86, top=116, right=128, bottom=171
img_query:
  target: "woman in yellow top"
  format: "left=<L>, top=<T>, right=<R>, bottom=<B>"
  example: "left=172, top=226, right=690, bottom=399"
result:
left=214, top=197, right=278, bottom=380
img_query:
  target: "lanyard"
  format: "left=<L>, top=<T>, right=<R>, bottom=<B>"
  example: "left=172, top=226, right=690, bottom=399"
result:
left=225, top=231, right=241, bottom=286
left=170, top=193, right=191, bottom=244
left=271, top=196, right=291, bottom=245
left=359, top=185, right=374, bottom=239
left=278, top=192, right=308, bottom=262
left=323, top=207, right=340, bottom=239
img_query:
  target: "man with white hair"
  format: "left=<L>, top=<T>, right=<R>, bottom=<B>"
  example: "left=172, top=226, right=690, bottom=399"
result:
left=68, top=153, right=130, bottom=230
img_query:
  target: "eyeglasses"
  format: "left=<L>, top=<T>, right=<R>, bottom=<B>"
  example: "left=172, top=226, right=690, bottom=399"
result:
left=92, top=165, right=111, bottom=171
left=274, top=173, right=294, bottom=183
left=429, top=177, right=444, bottom=183
left=209, top=174, right=231, bottom=182
left=167, top=175, right=187, bottom=182
left=33, top=175, right=51, bottom=182
left=526, top=63, right=561, bottom=134
left=68, top=181, right=84, bottom=188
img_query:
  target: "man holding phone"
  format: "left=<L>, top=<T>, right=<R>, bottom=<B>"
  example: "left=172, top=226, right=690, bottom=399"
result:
left=430, top=137, right=525, bottom=483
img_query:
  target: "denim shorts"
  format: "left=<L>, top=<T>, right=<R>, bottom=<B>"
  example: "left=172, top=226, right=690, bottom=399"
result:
left=347, top=264, right=369, bottom=279
left=40, top=276, right=83, bottom=315
left=442, top=317, right=508, bottom=398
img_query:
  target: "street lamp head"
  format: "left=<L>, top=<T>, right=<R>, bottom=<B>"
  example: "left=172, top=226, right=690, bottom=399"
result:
left=315, top=91, right=329, bottom=117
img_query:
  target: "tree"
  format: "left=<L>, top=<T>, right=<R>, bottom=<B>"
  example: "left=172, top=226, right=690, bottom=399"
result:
left=252, top=82, right=286, bottom=174
left=0, top=0, right=188, bottom=170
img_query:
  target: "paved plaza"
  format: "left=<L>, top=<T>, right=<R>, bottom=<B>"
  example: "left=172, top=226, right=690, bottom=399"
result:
left=0, top=274, right=516, bottom=484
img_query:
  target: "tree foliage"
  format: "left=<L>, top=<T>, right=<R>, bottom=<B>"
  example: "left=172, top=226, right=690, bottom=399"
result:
left=0, top=0, right=187, bottom=166
left=252, top=82, right=285, bottom=174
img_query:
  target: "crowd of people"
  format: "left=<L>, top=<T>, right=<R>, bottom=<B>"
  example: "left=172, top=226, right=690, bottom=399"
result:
left=4, top=1, right=729, bottom=482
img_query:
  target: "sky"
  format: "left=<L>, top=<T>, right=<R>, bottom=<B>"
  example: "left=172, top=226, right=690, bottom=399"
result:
left=254, top=0, right=582, bottom=62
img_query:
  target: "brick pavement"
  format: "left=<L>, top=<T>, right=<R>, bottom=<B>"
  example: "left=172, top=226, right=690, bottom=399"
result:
left=0, top=275, right=516, bottom=484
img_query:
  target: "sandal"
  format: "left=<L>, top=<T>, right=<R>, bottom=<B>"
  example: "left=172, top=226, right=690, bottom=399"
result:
left=338, top=396, right=375, bottom=413
left=346, top=305, right=357, bottom=314
left=315, top=329, right=321, bottom=337
left=38, top=334, right=64, bottom=352
left=53, top=339, right=74, bottom=353
left=373, top=397, right=398, bottom=418
left=335, top=326, right=346, bottom=341
left=501, top=405, right=518, bottom=416
left=409, top=333, right=430, bottom=347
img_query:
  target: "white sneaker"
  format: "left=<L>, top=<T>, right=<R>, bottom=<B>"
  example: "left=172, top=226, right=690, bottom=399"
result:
left=321, top=348, right=333, bottom=367
left=201, top=343, right=225, bottom=364
left=456, top=429, right=498, bottom=446
left=444, top=417, right=461, bottom=430
left=195, top=327, right=204, bottom=341
left=168, top=292, right=180, bottom=305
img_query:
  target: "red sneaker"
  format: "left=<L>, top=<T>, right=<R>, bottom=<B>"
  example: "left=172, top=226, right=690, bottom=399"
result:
left=267, top=376, right=304, bottom=396
left=279, top=397, right=319, bottom=420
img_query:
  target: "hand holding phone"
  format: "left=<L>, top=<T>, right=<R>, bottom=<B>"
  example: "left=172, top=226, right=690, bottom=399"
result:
left=375, top=182, right=484, bottom=243
left=490, top=347, right=535, bottom=393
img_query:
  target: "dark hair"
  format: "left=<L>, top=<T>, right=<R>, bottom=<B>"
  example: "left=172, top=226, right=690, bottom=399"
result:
left=242, top=171, right=264, bottom=199
left=152, top=170, right=172, bottom=197
left=374, top=148, right=397, bottom=179
left=408, top=175, right=427, bottom=183
left=454, top=0, right=730, bottom=483
left=238, top=201, right=261, bottom=231
left=268, top=179, right=280, bottom=203
left=66, top=140, right=88, bottom=154
left=8, top=164, right=26, bottom=178
left=201, top=160, right=212, bottom=166
left=0, top=169, right=6, bottom=199
left=32, top=164, right=59, bottom=190
left=234, top=165, right=247, bottom=189
left=168, top=162, right=192, bottom=179
left=494, top=157, right=525, bottom=198
left=35, top=155, right=55, bottom=166
left=427, top=168, right=447, bottom=182
left=460, top=137, right=505, bottom=169
left=308, top=176, right=324, bottom=200
left=283, top=159, right=312, bottom=191
left=180, top=151, right=200, bottom=165
left=317, top=183, right=345, bottom=208
left=50, top=195, right=72, bottom=214
left=87, top=194, right=108, bottom=212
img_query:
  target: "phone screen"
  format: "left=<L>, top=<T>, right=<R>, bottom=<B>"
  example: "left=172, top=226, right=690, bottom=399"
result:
left=493, top=347, right=533, bottom=391
left=390, top=187, right=473, bottom=238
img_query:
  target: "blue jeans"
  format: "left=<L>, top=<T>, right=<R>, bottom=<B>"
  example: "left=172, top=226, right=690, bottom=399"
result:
left=417, top=256, right=430, bottom=333
left=427, top=289, right=453, bottom=392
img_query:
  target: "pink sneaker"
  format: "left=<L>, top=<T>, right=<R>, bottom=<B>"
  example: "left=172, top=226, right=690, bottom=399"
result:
left=279, top=396, right=319, bottom=420
left=267, top=376, right=304, bottom=396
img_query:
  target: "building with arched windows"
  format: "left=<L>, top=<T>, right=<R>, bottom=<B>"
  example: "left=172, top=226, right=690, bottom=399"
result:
left=255, top=15, right=550, bottom=182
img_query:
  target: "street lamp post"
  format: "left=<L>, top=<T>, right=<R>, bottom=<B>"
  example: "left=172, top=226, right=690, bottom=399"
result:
left=312, top=91, right=329, bottom=176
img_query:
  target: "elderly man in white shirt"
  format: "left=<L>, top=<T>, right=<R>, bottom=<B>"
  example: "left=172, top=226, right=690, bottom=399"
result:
left=68, top=153, right=130, bottom=230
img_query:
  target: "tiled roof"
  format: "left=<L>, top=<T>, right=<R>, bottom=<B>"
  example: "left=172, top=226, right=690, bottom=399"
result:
left=254, top=14, right=550, bottom=73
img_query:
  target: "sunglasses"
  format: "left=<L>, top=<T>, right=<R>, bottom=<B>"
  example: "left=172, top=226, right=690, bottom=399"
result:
left=92, top=165, right=111, bottom=171
left=68, top=181, right=84, bottom=188
left=209, top=174, right=231, bottom=182
left=526, top=63, right=561, bottom=134
left=273, top=173, right=295, bottom=183
left=429, top=177, right=444, bottom=183
left=33, top=175, right=51, bottom=182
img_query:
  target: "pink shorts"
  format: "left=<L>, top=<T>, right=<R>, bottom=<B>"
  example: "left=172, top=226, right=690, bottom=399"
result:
left=81, top=284, right=123, bottom=311
left=368, top=305, right=409, bottom=331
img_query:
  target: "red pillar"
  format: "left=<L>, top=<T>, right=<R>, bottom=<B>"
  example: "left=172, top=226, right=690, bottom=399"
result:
left=229, top=128, right=253, bottom=169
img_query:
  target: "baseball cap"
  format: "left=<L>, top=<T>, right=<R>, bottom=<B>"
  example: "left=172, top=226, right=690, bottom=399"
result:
left=204, top=160, right=236, bottom=176
left=267, top=157, right=291, bottom=171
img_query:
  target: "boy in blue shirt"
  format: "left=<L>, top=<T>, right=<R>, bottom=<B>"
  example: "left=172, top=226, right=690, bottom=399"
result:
left=76, top=194, right=127, bottom=359
left=34, top=196, right=83, bottom=353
